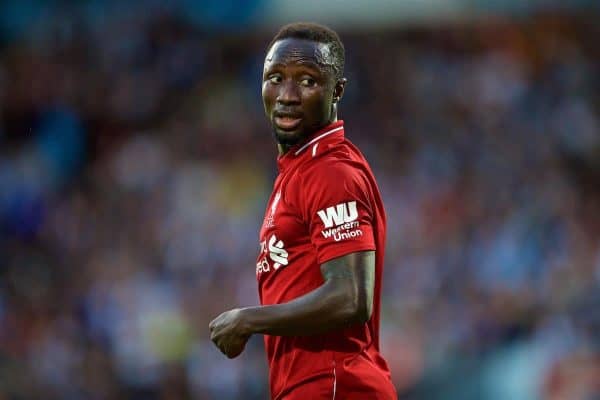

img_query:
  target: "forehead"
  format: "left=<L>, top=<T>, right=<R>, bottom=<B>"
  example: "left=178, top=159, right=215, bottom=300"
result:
left=264, top=38, right=335, bottom=71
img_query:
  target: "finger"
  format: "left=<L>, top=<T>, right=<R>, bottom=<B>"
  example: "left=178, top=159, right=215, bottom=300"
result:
left=226, top=344, right=244, bottom=359
left=225, top=346, right=236, bottom=358
left=220, top=343, right=229, bottom=356
left=210, top=324, right=223, bottom=340
left=211, top=332, right=222, bottom=345
left=226, top=348, right=239, bottom=358
left=209, top=314, right=223, bottom=330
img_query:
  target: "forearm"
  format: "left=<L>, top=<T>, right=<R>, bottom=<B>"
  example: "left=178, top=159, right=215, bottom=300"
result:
left=242, top=279, right=361, bottom=336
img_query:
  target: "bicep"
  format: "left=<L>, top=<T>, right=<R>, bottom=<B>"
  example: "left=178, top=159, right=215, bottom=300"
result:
left=321, top=251, right=375, bottom=282
left=320, top=251, right=375, bottom=317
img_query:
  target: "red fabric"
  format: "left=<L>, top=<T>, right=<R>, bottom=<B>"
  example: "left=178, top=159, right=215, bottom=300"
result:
left=256, top=121, right=396, bottom=399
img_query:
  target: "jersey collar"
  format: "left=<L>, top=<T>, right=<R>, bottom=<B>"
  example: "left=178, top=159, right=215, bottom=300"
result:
left=277, top=120, right=345, bottom=172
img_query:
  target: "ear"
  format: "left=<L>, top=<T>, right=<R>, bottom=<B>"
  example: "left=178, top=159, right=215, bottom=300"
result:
left=332, top=78, right=347, bottom=103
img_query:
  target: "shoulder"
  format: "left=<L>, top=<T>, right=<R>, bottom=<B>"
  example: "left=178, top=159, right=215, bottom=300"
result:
left=299, top=143, right=367, bottom=186
left=293, top=153, right=371, bottom=212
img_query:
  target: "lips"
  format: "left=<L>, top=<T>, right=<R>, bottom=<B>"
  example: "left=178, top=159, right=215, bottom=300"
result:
left=274, top=112, right=303, bottom=131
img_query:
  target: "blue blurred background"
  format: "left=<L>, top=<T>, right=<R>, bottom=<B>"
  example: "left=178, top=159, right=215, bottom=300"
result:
left=0, top=1, right=599, bottom=399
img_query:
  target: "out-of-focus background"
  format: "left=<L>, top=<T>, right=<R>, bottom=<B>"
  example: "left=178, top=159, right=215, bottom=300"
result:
left=1, top=1, right=599, bottom=399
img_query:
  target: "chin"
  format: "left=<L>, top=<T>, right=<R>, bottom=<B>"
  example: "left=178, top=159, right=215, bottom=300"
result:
left=273, top=128, right=305, bottom=146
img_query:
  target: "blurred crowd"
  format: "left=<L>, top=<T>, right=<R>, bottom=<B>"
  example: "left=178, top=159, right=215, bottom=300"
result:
left=1, top=9, right=599, bottom=400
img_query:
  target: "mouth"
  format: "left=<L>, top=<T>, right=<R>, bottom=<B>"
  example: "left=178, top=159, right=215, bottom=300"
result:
left=273, top=112, right=303, bottom=131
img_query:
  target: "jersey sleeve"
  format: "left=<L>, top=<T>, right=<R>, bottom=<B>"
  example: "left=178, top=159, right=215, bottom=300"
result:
left=299, top=160, right=376, bottom=264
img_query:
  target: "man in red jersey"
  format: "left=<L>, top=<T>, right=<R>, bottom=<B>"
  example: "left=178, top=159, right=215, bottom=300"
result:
left=209, top=22, right=397, bottom=399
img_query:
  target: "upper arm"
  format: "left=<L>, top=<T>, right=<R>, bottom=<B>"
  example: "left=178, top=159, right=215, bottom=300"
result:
left=299, top=161, right=376, bottom=265
left=321, top=250, right=375, bottom=322
left=298, top=160, right=378, bottom=322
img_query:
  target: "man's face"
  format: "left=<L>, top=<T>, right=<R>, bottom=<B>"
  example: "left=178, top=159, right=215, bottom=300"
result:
left=262, top=38, right=337, bottom=146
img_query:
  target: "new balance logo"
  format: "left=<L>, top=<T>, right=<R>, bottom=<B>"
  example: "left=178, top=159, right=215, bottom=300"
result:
left=317, top=201, right=358, bottom=228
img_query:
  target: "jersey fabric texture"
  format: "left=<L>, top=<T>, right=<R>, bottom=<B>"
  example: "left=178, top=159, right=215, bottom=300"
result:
left=256, top=121, right=397, bottom=399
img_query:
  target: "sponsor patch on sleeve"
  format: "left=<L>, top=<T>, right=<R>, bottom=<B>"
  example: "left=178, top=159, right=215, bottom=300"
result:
left=317, top=201, right=364, bottom=242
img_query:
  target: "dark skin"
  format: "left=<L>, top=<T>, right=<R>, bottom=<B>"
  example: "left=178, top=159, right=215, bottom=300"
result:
left=262, top=38, right=346, bottom=154
left=209, top=38, right=375, bottom=359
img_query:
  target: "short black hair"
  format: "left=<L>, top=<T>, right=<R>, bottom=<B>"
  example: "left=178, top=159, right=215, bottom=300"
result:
left=267, top=22, right=345, bottom=80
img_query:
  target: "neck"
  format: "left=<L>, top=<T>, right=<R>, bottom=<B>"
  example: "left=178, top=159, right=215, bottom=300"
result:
left=277, top=143, right=289, bottom=156
left=277, top=115, right=338, bottom=156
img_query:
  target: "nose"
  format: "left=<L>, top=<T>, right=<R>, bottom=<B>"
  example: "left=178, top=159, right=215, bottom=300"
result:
left=276, top=80, right=301, bottom=106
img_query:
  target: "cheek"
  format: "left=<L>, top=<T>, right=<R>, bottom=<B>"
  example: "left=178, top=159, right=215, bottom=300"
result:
left=262, top=84, right=275, bottom=112
left=304, top=91, right=331, bottom=118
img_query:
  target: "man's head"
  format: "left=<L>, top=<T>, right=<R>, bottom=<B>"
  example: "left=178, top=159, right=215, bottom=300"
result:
left=262, top=22, right=347, bottom=149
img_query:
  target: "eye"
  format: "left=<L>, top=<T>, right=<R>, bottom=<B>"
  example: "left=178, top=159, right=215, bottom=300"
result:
left=268, top=75, right=282, bottom=84
left=300, top=77, right=316, bottom=87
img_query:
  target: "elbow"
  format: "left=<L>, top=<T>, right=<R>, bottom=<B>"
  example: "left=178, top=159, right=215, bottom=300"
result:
left=354, top=296, right=373, bottom=324
left=328, top=280, right=373, bottom=326
left=345, top=286, right=373, bottom=325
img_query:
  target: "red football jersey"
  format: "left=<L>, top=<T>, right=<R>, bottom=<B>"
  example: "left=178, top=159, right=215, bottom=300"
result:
left=256, top=121, right=396, bottom=399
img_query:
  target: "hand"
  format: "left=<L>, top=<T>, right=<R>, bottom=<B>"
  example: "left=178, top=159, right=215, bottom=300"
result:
left=209, top=308, right=251, bottom=358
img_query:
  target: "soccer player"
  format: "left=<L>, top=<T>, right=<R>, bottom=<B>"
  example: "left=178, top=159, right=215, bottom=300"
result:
left=209, top=22, right=397, bottom=399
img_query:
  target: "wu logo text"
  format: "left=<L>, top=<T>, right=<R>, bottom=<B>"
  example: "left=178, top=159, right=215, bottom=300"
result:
left=317, top=201, right=358, bottom=228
